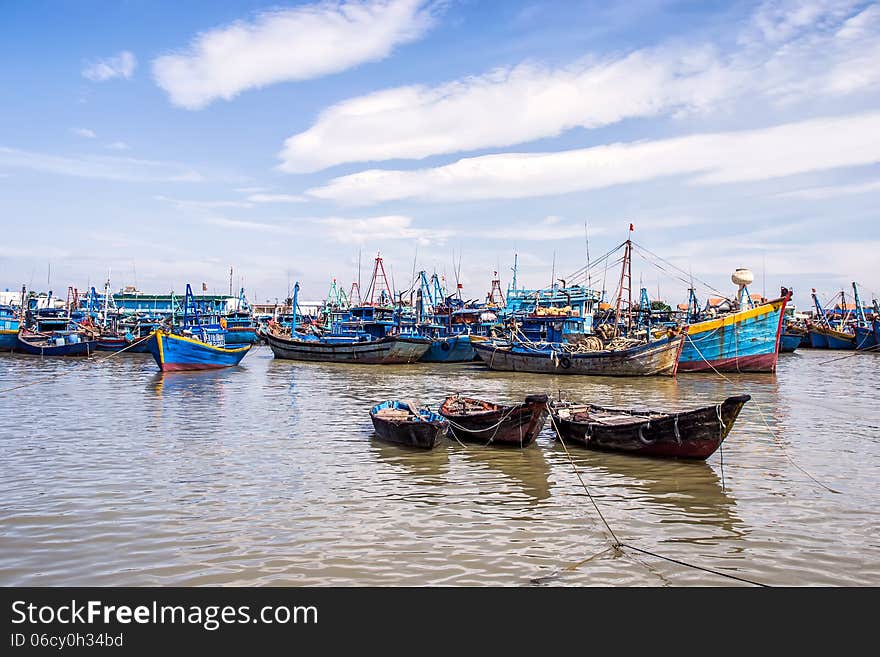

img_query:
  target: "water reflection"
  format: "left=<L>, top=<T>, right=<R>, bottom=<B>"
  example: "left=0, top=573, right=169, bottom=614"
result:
left=456, top=442, right=553, bottom=505
left=548, top=445, right=744, bottom=540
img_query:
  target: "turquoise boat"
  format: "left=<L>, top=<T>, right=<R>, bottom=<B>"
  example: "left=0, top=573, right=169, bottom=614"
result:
left=679, top=290, right=790, bottom=373
left=0, top=305, right=20, bottom=351
left=779, top=332, right=801, bottom=353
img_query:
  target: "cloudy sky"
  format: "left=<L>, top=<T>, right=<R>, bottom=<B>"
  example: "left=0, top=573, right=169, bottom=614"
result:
left=1, top=0, right=878, bottom=309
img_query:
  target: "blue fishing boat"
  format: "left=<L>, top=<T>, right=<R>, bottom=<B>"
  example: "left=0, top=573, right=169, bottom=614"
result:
left=779, top=332, right=801, bottom=353
left=678, top=273, right=790, bottom=373
left=806, top=289, right=855, bottom=350
left=223, top=287, right=259, bottom=345
left=421, top=334, right=477, bottom=362
left=851, top=283, right=878, bottom=351
left=15, top=332, right=97, bottom=356
left=146, top=284, right=252, bottom=371
left=0, top=304, right=21, bottom=351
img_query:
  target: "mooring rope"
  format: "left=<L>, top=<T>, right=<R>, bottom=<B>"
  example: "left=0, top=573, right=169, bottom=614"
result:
left=545, top=406, right=769, bottom=586
left=685, top=336, right=841, bottom=494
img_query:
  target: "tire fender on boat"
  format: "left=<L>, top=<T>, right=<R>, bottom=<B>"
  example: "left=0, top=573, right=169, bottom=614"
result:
left=559, top=356, right=572, bottom=369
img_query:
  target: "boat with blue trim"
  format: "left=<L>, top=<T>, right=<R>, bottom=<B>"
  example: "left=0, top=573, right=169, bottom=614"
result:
left=0, top=304, right=21, bottom=351
left=369, top=400, right=448, bottom=449
left=146, top=284, right=252, bottom=371
left=678, top=271, right=790, bottom=373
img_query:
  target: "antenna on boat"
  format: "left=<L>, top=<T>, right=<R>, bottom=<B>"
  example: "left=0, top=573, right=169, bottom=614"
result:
left=550, top=250, right=556, bottom=292
left=584, top=220, right=592, bottom=290
left=229, top=266, right=233, bottom=297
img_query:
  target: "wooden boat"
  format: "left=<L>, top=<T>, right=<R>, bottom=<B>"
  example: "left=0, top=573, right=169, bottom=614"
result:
left=0, top=304, right=21, bottom=351
left=439, top=393, right=550, bottom=447
left=420, top=334, right=477, bottom=362
left=853, top=324, right=877, bottom=351
left=549, top=394, right=751, bottom=460
left=369, top=400, right=448, bottom=449
left=678, top=291, right=790, bottom=373
left=147, top=328, right=251, bottom=371
left=807, top=324, right=855, bottom=350
left=265, top=331, right=430, bottom=364
left=15, top=332, right=97, bottom=357
left=472, top=333, right=685, bottom=376
left=779, top=332, right=801, bottom=353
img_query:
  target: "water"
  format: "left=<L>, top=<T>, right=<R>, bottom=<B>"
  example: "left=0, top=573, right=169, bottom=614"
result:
left=1, top=347, right=878, bottom=586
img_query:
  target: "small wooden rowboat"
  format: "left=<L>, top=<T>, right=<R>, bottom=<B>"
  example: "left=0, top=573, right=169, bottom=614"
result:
left=369, top=401, right=448, bottom=449
left=549, top=394, right=751, bottom=460
left=439, top=394, right=550, bottom=447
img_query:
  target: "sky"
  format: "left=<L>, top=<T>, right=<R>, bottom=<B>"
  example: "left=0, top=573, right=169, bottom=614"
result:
left=1, top=0, right=879, bottom=310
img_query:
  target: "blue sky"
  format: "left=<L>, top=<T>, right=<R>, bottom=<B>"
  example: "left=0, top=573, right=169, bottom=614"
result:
left=1, top=0, right=878, bottom=309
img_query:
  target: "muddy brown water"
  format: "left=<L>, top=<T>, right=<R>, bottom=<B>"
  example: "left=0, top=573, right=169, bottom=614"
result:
left=1, top=347, right=877, bottom=586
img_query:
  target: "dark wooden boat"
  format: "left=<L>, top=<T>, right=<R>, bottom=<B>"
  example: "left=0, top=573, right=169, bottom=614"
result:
left=15, top=332, right=97, bottom=357
left=439, top=394, right=550, bottom=447
left=369, top=400, right=448, bottom=449
left=549, top=394, right=751, bottom=460
left=265, top=331, right=430, bottom=364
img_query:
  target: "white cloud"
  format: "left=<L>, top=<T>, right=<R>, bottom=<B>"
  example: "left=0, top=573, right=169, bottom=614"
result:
left=204, top=214, right=450, bottom=245
left=0, top=147, right=203, bottom=182
left=774, top=179, right=880, bottom=199
left=247, top=193, right=306, bottom=203
left=307, top=112, right=880, bottom=204
left=153, top=0, right=437, bottom=110
left=279, top=0, right=879, bottom=172
left=105, top=141, right=130, bottom=151
left=82, top=51, right=137, bottom=81
left=156, top=195, right=254, bottom=209
left=72, top=128, right=96, bottom=138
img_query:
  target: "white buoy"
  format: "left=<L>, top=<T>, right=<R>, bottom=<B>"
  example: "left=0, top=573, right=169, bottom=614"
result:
left=731, top=268, right=754, bottom=288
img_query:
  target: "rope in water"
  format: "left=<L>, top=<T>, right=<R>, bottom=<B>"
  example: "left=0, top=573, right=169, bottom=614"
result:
left=684, top=335, right=841, bottom=494
left=545, top=406, right=769, bottom=586
left=0, top=334, right=154, bottom=395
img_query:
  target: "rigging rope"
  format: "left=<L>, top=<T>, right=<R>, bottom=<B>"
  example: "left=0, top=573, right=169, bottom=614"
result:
left=545, top=405, right=769, bottom=586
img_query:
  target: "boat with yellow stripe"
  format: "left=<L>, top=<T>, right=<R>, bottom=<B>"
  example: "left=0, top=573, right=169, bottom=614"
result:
left=147, top=328, right=252, bottom=371
left=678, top=288, right=790, bottom=373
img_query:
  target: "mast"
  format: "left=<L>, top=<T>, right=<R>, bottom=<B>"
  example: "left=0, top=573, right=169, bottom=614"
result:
left=613, top=224, right=634, bottom=337
left=229, top=266, right=233, bottom=297
left=487, top=271, right=505, bottom=306
left=811, top=288, right=827, bottom=325
left=852, top=282, right=866, bottom=324
left=291, top=282, right=301, bottom=330
left=19, top=284, right=26, bottom=323
left=366, top=252, right=393, bottom=306
left=510, top=252, right=518, bottom=297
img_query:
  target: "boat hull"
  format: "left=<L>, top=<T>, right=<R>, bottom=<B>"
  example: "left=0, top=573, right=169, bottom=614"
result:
left=854, top=325, right=877, bottom=351
left=808, top=326, right=855, bottom=350
left=265, top=333, right=430, bottom=364
left=679, top=294, right=789, bottom=373
left=439, top=394, right=549, bottom=447
left=473, top=334, right=684, bottom=377
left=370, top=415, right=447, bottom=449
left=0, top=329, right=18, bottom=350
left=421, top=335, right=477, bottom=362
left=15, top=335, right=97, bottom=357
left=225, top=327, right=259, bottom=344
left=550, top=395, right=751, bottom=460
left=779, top=333, right=801, bottom=353
left=95, top=336, right=128, bottom=351
left=148, top=331, right=251, bottom=371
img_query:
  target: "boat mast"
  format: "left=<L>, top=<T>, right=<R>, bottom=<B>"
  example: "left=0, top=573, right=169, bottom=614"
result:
left=852, top=282, right=867, bottom=324
left=613, top=224, right=634, bottom=337
left=811, top=288, right=827, bottom=326
left=366, top=252, right=393, bottom=306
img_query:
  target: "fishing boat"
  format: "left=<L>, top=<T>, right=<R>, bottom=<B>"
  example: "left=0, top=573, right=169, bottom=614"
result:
left=808, top=324, right=855, bottom=350
left=779, top=332, right=801, bottom=353
left=15, top=332, right=97, bottom=357
left=851, top=283, right=878, bottom=351
left=439, top=394, right=550, bottom=447
left=146, top=284, right=252, bottom=371
left=265, top=331, right=429, bottom=364
left=264, top=281, right=431, bottom=364
left=549, top=394, right=751, bottom=460
left=421, top=334, right=476, bottom=362
left=678, top=273, right=790, bottom=373
left=473, top=333, right=685, bottom=376
left=0, top=304, right=21, bottom=351
left=369, top=400, right=448, bottom=449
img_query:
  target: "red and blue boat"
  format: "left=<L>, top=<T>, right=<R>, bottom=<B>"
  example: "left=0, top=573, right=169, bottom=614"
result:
left=678, top=283, right=790, bottom=373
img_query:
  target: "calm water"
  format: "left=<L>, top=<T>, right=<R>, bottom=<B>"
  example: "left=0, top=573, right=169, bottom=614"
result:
left=1, top=346, right=878, bottom=586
